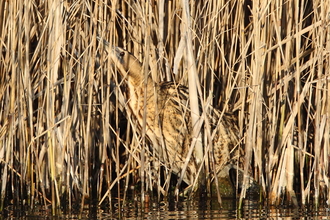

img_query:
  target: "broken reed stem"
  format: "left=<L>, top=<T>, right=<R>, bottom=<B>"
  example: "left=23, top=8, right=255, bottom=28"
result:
left=0, top=0, right=329, bottom=211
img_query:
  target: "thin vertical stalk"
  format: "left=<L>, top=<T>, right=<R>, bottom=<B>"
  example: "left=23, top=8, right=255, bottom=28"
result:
left=178, top=0, right=204, bottom=192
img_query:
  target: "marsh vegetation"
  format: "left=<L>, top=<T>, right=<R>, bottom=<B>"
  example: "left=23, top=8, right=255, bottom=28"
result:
left=0, top=0, right=330, bottom=212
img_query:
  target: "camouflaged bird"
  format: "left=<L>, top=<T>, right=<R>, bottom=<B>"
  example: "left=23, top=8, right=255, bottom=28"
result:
left=108, top=46, right=240, bottom=185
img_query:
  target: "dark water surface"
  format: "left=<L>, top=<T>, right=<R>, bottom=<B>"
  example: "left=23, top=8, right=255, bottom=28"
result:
left=1, top=198, right=330, bottom=219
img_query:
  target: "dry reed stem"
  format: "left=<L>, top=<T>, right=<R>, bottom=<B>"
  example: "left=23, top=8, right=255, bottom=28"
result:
left=0, top=0, right=330, bottom=211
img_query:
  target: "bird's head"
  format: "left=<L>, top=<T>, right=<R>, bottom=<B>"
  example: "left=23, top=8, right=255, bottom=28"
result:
left=109, top=46, right=142, bottom=79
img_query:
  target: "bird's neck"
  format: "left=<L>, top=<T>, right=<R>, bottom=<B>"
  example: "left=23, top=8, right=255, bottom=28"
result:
left=127, top=65, right=154, bottom=89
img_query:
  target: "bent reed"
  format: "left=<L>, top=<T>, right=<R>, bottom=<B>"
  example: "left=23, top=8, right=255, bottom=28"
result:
left=0, top=0, right=330, bottom=212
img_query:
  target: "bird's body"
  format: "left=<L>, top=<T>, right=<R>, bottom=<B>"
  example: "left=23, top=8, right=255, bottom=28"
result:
left=109, top=46, right=240, bottom=185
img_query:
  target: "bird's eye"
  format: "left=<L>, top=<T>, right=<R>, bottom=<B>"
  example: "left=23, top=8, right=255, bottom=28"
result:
left=120, top=51, right=125, bottom=57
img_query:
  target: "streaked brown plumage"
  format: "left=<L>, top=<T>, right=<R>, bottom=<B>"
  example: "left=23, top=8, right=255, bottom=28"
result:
left=109, top=46, right=240, bottom=185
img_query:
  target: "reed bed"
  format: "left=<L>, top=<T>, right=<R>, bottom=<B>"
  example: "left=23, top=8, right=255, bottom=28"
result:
left=0, top=0, right=329, bottom=212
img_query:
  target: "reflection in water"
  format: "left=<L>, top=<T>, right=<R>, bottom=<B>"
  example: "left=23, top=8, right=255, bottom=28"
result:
left=1, top=197, right=330, bottom=219
left=107, top=198, right=237, bottom=219
left=99, top=198, right=330, bottom=219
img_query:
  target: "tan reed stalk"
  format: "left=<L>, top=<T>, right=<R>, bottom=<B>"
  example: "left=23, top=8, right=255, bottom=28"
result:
left=324, top=0, right=330, bottom=205
left=239, top=0, right=268, bottom=206
left=312, top=0, right=327, bottom=205
left=174, top=0, right=204, bottom=195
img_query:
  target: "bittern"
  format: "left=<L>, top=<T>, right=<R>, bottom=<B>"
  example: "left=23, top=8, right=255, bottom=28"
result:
left=108, top=46, right=240, bottom=186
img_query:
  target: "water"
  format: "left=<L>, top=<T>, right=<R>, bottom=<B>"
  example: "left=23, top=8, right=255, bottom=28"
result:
left=2, top=198, right=330, bottom=219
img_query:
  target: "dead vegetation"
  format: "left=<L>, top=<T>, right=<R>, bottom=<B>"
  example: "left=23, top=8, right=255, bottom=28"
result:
left=0, top=0, right=330, bottom=211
